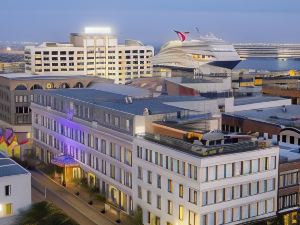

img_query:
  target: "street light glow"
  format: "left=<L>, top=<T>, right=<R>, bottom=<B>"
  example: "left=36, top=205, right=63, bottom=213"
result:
left=84, top=27, right=111, bottom=34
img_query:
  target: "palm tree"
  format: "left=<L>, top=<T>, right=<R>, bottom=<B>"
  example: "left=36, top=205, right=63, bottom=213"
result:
left=14, top=201, right=79, bottom=225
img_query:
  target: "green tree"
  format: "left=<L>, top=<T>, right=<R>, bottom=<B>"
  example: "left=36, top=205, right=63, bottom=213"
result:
left=14, top=201, right=79, bottom=225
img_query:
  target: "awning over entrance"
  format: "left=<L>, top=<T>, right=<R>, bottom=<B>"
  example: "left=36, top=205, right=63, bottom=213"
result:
left=51, top=155, right=79, bottom=167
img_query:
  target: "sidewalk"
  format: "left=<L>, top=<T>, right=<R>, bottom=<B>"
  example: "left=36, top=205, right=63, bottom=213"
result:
left=32, top=169, right=135, bottom=225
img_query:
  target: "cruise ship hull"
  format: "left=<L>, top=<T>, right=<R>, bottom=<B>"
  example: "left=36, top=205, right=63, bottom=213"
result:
left=208, top=60, right=242, bottom=70
left=152, top=37, right=241, bottom=73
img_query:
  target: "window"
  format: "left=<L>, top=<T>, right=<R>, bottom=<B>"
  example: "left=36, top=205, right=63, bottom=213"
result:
left=179, top=205, right=184, bottom=220
left=270, top=156, right=276, bottom=170
left=167, top=200, right=173, bottom=215
left=225, top=187, right=232, bottom=201
left=242, top=205, right=249, bottom=219
left=179, top=184, right=184, bottom=198
left=242, top=183, right=250, bottom=197
left=189, top=188, right=197, bottom=204
left=208, top=166, right=217, bottom=181
left=137, top=146, right=142, bottom=159
left=138, top=186, right=142, bottom=199
left=5, top=185, right=11, bottom=196
left=252, top=159, right=259, bottom=173
left=2, top=203, right=12, bottom=216
left=216, top=188, right=225, bottom=203
left=243, top=160, right=251, bottom=174
left=168, top=179, right=173, bottom=193
left=250, top=203, right=258, bottom=217
left=147, top=171, right=152, bottom=184
left=126, top=119, right=130, bottom=131
left=147, top=190, right=151, bottom=204
left=282, top=135, right=287, bottom=143
left=290, top=136, right=295, bottom=144
left=233, top=185, right=240, bottom=199
left=138, top=166, right=143, bottom=180
left=225, top=163, right=233, bottom=178
left=157, top=175, right=161, bottom=189
left=234, top=162, right=241, bottom=176
left=225, top=208, right=233, bottom=223
left=217, top=164, right=225, bottom=179
left=157, top=195, right=161, bottom=209
left=202, top=191, right=208, bottom=206
left=114, top=116, right=120, bottom=127
left=251, top=182, right=258, bottom=195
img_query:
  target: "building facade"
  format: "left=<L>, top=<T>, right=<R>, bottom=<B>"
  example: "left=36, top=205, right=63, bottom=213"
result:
left=25, top=32, right=153, bottom=84
left=0, top=73, right=100, bottom=142
left=134, top=136, right=278, bottom=225
left=278, top=158, right=300, bottom=225
left=30, top=88, right=280, bottom=225
left=0, top=152, right=31, bottom=221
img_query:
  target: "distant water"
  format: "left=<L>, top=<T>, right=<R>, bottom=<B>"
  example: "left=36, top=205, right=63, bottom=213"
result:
left=234, top=58, right=300, bottom=71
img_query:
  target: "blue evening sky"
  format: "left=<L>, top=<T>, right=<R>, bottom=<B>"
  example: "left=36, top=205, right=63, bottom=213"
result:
left=1, top=0, right=299, bottom=46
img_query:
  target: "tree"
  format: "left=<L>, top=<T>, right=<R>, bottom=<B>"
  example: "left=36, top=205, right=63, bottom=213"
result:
left=14, top=201, right=79, bottom=225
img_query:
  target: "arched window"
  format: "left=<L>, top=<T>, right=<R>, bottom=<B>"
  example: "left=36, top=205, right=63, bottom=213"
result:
left=74, top=82, right=84, bottom=88
left=15, top=84, right=27, bottom=90
left=30, top=84, right=43, bottom=90
left=60, top=83, right=70, bottom=88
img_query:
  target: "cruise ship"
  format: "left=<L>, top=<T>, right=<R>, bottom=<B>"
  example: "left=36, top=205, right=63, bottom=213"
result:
left=152, top=33, right=241, bottom=72
left=234, top=43, right=300, bottom=59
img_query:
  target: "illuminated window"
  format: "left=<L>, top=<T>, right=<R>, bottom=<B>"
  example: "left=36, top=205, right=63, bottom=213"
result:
left=179, top=205, right=184, bottom=220
left=0, top=203, right=12, bottom=217
left=167, top=200, right=173, bottom=215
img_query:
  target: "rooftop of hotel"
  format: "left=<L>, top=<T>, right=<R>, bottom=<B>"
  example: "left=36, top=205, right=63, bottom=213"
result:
left=233, top=95, right=288, bottom=106
left=225, top=104, right=300, bottom=128
left=140, top=133, right=271, bottom=158
left=35, top=88, right=211, bottom=115
left=0, top=152, right=30, bottom=177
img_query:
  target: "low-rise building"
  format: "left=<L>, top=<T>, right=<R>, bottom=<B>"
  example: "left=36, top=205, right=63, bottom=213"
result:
left=278, top=147, right=300, bottom=224
left=0, top=151, right=31, bottom=222
left=222, top=104, right=300, bottom=143
left=30, top=88, right=279, bottom=225
left=0, top=73, right=102, bottom=142
left=262, top=76, right=300, bottom=104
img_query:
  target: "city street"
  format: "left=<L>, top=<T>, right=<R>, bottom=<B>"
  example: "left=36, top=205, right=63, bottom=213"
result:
left=31, top=170, right=116, bottom=225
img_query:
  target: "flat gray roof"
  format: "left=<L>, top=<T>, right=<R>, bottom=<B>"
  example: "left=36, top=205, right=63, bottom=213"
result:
left=88, top=83, right=151, bottom=98
left=36, top=88, right=208, bottom=115
left=0, top=152, right=29, bottom=177
left=225, top=104, right=300, bottom=128
left=280, top=146, right=300, bottom=163
left=234, top=95, right=288, bottom=106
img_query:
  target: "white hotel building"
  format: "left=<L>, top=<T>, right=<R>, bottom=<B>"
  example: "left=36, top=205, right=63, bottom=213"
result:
left=24, top=28, right=153, bottom=84
left=30, top=88, right=279, bottom=225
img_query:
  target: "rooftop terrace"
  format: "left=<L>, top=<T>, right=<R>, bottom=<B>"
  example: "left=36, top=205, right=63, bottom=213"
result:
left=141, top=133, right=268, bottom=158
